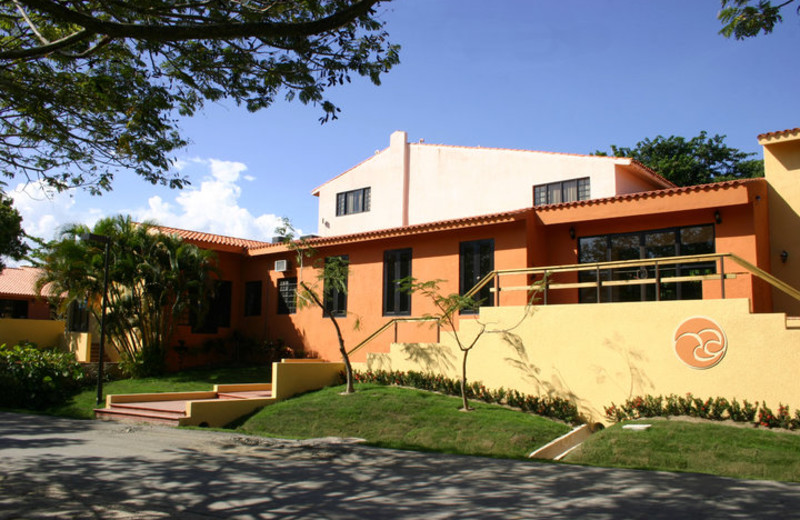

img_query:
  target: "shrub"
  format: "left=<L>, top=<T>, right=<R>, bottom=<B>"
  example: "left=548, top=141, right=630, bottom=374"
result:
left=0, top=343, right=86, bottom=409
left=606, top=393, right=797, bottom=431
left=353, top=369, right=582, bottom=424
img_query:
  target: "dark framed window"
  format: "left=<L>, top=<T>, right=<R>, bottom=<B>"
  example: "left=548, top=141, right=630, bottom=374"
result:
left=191, top=280, right=232, bottom=333
left=66, top=300, right=90, bottom=332
left=244, top=281, right=262, bottom=317
left=534, top=178, right=590, bottom=206
left=0, top=299, right=28, bottom=319
left=277, top=278, right=297, bottom=315
left=323, top=255, right=349, bottom=317
left=383, top=248, right=412, bottom=316
left=578, top=224, right=715, bottom=303
left=336, top=187, right=371, bottom=216
left=460, top=239, right=494, bottom=314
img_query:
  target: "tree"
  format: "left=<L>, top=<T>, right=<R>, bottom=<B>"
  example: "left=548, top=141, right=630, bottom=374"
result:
left=36, top=215, right=218, bottom=376
left=718, top=0, right=799, bottom=39
left=400, top=278, right=486, bottom=411
left=595, top=132, right=764, bottom=187
left=1, top=1, right=399, bottom=194
left=276, top=219, right=357, bottom=393
left=0, top=191, right=28, bottom=269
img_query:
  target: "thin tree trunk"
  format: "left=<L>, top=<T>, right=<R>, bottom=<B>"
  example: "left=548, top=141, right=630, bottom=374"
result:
left=460, top=348, right=471, bottom=410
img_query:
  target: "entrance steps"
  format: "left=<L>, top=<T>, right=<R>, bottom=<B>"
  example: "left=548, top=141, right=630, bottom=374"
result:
left=787, top=316, right=800, bottom=329
left=94, top=360, right=345, bottom=427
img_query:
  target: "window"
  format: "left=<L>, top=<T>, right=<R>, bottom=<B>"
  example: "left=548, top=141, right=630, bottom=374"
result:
left=66, top=300, right=90, bottom=332
left=534, top=178, right=590, bottom=206
left=277, top=278, right=297, bottom=315
left=460, top=239, right=494, bottom=314
left=383, top=248, right=412, bottom=316
left=0, top=299, right=28, bottom=319
left=323, top=255, right=349, bottom=317
left=244, top=281, right=262, bottom=317
left=578, top=224, right=715, bottom=303
left=336, top=187, right=371, bottom=216
left=191, top=280, right=232, bottom=333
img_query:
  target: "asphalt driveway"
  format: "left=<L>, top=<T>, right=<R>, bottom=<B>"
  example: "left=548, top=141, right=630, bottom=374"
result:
left=1, top=411, right=799, bottom=519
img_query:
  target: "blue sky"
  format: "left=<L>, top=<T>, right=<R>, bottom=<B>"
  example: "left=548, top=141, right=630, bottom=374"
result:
left=10, top=0, right=800, bottom=253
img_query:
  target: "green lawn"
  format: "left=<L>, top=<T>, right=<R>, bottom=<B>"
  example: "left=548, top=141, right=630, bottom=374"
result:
left=237, top=383, right=571, bottom=459
left=563, top=418, right=800, bottom=482
left=13, top=366, right=800, bottom=481
left=43, top=364, right=271, bottom=419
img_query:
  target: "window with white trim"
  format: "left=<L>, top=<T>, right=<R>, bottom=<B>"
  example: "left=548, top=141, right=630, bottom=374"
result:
left=534, top=178, right=590, bottom=206
left=336, top=187, right=371, bottom=216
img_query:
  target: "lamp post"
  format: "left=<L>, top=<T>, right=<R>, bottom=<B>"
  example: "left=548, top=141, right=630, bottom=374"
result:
left=80, top=233, right=111, bottom=405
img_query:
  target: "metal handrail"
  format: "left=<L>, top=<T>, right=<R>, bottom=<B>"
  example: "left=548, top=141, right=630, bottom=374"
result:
left=347, top=316, right=440, bottom=357
left=348, top=253, right=800, bottom=358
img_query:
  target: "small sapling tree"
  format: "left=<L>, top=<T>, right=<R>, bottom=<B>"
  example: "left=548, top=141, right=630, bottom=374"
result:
left=399, top=278, right=485, bottom=411
left=276, top=220, right=357, bottom=393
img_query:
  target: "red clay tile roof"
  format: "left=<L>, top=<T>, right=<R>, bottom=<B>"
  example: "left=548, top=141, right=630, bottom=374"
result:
left=534, top=178, right=764, bottom=212
left=155, top=225, right=274, bottom=250
left=247, top=207, right=531, bottom=255
left=758, top=128, right=800, bottom=142
left=0, top=267, right=57, bottom=298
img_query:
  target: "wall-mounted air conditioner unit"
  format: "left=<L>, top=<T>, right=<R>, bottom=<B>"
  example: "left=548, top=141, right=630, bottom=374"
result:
left=274, top=259, right=288, bottom=272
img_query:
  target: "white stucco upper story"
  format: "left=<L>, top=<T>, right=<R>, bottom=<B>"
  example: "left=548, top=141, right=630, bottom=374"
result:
left=311, top=131, right=675, bottom=237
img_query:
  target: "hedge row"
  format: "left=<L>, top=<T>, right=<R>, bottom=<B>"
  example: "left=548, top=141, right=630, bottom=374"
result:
left=605, top=393, right=800, bottom=430
left=353, top=369, right=582, bottom=424
left=0, top=343, right=86, bottom=409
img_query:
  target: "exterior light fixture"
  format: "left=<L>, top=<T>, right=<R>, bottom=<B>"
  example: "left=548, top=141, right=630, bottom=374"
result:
left=569, top=226, right=576, bottom=240
left=781, top=250, right=789, bottom=263
left=80, top=232, right=111, bottom=405
left=714, top=211, right=722, bottom=225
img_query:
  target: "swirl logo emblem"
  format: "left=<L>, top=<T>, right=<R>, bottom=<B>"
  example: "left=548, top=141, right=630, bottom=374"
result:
left=674, top=317, right=728, bottom=369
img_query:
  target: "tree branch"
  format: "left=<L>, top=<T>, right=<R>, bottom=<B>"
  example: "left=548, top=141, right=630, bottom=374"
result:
left=13, top=0, right=382, bottom=46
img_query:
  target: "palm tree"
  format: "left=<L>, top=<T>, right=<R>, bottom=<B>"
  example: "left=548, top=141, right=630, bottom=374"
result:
left=37, top=216, right=217, bottom=376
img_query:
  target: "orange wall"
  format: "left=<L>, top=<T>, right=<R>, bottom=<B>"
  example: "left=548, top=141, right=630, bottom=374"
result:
left=263, top=221, right=529, bottom=362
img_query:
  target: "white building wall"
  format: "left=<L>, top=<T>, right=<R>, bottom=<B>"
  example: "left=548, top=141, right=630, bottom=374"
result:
left=314, top=131, right=668, bottom=236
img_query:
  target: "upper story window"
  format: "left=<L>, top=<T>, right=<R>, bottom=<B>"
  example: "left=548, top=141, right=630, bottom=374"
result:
left=336, top=187, right=371, bottom=216
left=534, top=178, right=590, bottom=206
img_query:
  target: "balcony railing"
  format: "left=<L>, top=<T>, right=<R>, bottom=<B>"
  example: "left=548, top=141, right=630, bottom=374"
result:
left=348, top=253, right=800, bottom=357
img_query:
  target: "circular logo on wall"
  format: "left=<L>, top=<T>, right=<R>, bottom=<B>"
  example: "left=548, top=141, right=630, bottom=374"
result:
left=673, top=316, right=728, bottom=370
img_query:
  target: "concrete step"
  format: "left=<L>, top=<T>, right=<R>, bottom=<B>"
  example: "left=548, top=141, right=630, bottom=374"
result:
left=787, top=317, right=800, bottom=329
left=94, top=407, right=185, bottom=426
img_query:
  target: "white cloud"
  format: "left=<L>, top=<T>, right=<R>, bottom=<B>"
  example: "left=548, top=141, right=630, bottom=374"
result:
left=9, top=158, right=296, bottom=251
left=132, top=158, right=296, bottom=241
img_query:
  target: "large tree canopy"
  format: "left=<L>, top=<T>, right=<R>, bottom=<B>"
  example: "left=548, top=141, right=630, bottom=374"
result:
left=0, top=0, right=399, bottom=194
left=719, top=0, right=799, bottom=39
left=595, top=132, right=764, bottom=187
left=0, top=190, right=28, bottom=269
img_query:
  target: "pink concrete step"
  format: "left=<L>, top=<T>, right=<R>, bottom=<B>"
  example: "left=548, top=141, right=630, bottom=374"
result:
left=94, top=406, right=186, bottom=426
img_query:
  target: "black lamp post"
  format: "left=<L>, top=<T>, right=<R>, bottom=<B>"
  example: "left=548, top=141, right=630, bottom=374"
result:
left=81, top=233, right=111, bottom=405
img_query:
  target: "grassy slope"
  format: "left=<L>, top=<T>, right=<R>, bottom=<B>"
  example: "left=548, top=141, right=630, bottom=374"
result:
left=564, top=418, right=800, bottom=482
left=238, top=383, right=571, bottom=459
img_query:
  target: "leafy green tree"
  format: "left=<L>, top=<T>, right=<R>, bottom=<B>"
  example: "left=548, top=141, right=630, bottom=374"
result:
left=36, top=215, right=218, bottom=376
left=595, top=132, right=764, bottom=187
left=276, top=219, right=357, bottom=393
left=1, top=1, right=399, bottom=194
left=718, top=0, right=798, bottom=39
left=0, top=191, right=28, bottom=269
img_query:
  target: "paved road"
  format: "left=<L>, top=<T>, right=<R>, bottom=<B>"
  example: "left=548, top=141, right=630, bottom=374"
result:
left=1, top=412, right=799, bottom=519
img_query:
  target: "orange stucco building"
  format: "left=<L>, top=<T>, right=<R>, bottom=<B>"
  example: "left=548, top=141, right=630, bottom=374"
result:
left=106, top=128, right=800, bottom=421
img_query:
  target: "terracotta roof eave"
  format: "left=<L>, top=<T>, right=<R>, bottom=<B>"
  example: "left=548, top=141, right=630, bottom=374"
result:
left=758, top=128, right=800, bottom=143
left=247, top=208, right=530, bottom=255
left=154, top=225, right=273, bottom=251
left=534, top=178, right=762, bottom=212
